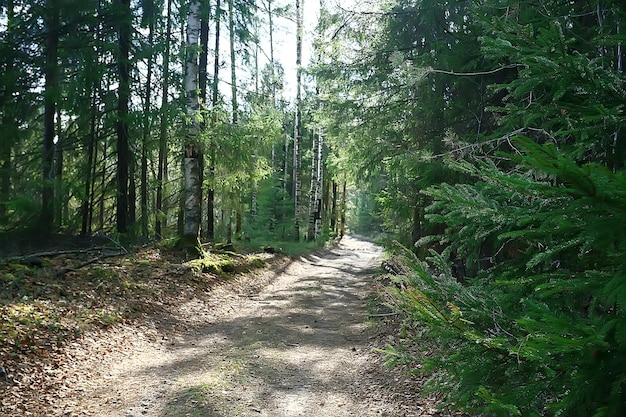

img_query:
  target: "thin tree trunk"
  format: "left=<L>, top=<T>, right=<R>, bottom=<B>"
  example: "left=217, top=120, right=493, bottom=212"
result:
left=54, top=112, right=64, bottom=228
left=307, top=130, right=318, bottom=241
left=292, top=0, right=303, bottom=241
left=250, top=20, right=261, bottom=228
left=0, top=145, right=12, bottom=224
left=253, top=19, right=259, bottom=95
left=0, top=0, right=16, bottom=224
left=198, top=0, right=210, bottom=238
left=141, top=20, right=155, bottom=238
left=314, top=128, right=323, bottom=239
left=98, top=139, right=106, bottom=230
left=310, top=1, right=325, bottom=241
left=322, top=176, right=330, bottom=233
left=340, top=181, right=346, bottom=237
left=199, top=3, right=210, bottom=103
left=267, top=0, right=276, bottom=104
left=42, top=0, right=60, bottom=231
left=88, top=135, right=98, bottom=233
left=612, top=15, right=623, bottom=172
left=116, top=0, right=132, bottom=233
left=128, top=149, right=136, bottom=225
left=227, top=0, right=243, bottom=236
left=81, top=87, right=97, bottom=236
left=207, top=0, right=222, bottom=241
left=0, top=143, right=13, bottom=224
left=266, top=0, right=283, bottom=236
left=330, top=180, right=337, bottom=232
left=617, top=18, right=623, bottom=72
left=228, top=0, right=238, bottom=124
left=83, top=0, right=102, bottom=236
left=156, top=0, right=173, bottom=238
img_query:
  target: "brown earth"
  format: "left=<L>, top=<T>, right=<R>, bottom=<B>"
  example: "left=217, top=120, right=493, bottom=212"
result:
left=1, top=235, right=460, bottom=417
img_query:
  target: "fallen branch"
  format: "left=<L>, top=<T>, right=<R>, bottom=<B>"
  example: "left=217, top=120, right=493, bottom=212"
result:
left=368, top=312, right=399, bottom=318
left=56, top=251, right=127, bottom=278
left=5, top=247, right=114, bottom=263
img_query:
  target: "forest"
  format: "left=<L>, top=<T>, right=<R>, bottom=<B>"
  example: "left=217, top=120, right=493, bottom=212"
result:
left=1, top=0, right=625, bottom=415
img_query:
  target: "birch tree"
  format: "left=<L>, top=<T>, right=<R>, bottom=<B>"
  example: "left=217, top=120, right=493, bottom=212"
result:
left=182, top=0, right=204, bottom=247
left=292, top=0, right=303, bottom=241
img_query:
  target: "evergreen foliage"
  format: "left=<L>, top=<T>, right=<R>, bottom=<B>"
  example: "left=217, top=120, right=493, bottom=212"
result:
left=0, top=0, right=342, bottom=244
left=314, top=0, right=626, bottom=415
left=387, top=138, right=626, bottom=416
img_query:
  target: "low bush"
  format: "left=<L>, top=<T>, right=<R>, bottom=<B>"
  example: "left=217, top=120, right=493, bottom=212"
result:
left=384, top=139, right=626, bottom=416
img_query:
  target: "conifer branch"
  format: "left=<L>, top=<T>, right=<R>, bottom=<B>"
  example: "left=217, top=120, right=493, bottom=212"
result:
left=424, top=128, right=526, bottom=161
left=426, top=63, right=528, bottom=77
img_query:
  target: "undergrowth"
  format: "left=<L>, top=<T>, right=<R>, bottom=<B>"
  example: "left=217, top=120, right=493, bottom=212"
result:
left=382, top=139, right=626, bottom=417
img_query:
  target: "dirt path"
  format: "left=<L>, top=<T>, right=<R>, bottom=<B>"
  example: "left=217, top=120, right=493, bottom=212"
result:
left=54, top=236, right=443, bottom=417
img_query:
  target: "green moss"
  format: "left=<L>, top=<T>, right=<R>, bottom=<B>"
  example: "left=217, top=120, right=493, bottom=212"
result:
left=248, top=256, right=267, bottom=268
left=188, top=254, right=235, bottom=275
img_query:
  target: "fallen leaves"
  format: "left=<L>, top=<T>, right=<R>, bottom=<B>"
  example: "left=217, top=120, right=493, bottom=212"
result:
left=1, top=243, right=276, bottom=416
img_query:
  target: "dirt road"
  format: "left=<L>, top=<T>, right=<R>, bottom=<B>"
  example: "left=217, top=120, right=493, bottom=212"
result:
left=55, top=236, right=440, bottom=417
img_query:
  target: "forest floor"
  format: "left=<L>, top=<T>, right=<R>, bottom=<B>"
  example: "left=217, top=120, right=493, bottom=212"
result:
left=0, top=234, right=462, bottom=417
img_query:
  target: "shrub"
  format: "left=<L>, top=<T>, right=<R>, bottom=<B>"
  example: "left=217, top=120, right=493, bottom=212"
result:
left=385, top=138, right=626, bottom=416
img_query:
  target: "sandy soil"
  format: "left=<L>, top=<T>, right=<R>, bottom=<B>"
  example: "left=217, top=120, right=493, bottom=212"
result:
left=13, top=236, right=454, bottom=417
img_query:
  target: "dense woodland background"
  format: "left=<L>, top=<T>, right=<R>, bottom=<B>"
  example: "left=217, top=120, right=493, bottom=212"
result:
left=2, top=0, right=626, bottom=415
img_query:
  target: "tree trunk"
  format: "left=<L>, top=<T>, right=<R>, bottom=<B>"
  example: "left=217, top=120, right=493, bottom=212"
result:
left=292, top=0, right=303, bottom=241
left=141, top=19, right=155, bottom=238
left=182, top=0, right=203, bottom=247
left=42, top=0, right=60, bottom=231
left=128, top=150, right=136, bottom=226
left=340, top=181, right=346, bottom=238
left=156, top=0, right=173, bottom=238
left=0, top=0, right=16, bottom=224
left=54, top=112, right=64, bottom=228
left=307, top=130, right=318, bottom=241
left=236, top=195, right=242, bottom=237
left=198, top=0, right=210, bottom=239
left=0, top=145, right=11, bottom=224
left=98, top=139, right=106, bottom=230
left=330, top=180, right=337, bottom=233
left=207, top=0, right=222, bottom=241
left=116, top=0, right=132, bottom=233
left=228, top=0, right=243, bottom=236
left=411, top=204, right=422, bottom=246
left=228, top=0, right=238, bottom=124
left=81, top=87, right=97, bottom=236
left=308, top=128, right=323, bottom=240
left=199, top=3, right=210, bottom=103
left=267, top=0, right=276, bottom=103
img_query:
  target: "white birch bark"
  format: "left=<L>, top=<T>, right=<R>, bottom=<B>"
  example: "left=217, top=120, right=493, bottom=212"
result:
left=292, top=0, right=303, bottom=241
left=183, top=0, right=203, bottom=240
left=185, top=0, right=201, bottom=117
